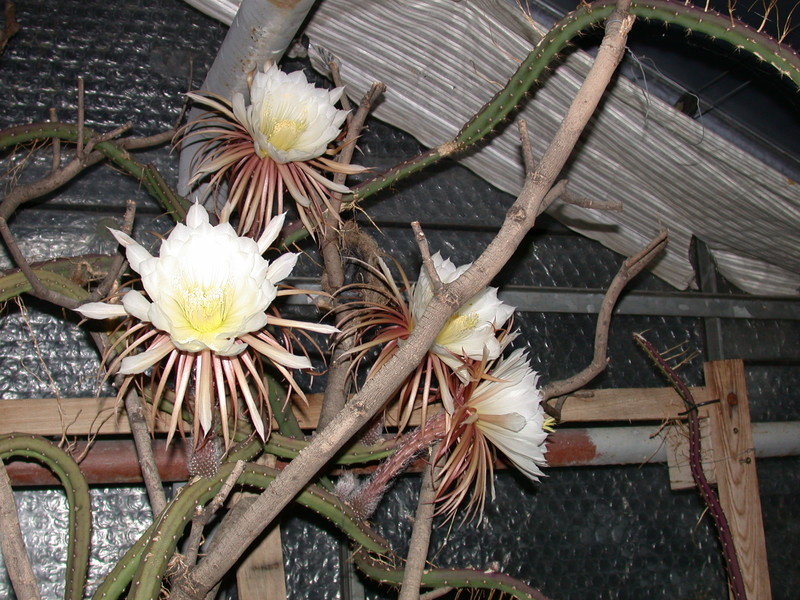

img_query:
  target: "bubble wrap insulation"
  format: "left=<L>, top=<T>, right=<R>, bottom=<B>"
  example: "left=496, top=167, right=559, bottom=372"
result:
left=0, top=0, right=798, bottom=599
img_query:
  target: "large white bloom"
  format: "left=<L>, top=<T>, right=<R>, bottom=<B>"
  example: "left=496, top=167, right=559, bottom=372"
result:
left=77, top=204, right=336, bottom=444
left=467, top=349, right=549, bottom=481
left=78, top=203, right=303, bottom=372
left=232, top=64, right=348, bottom=164
left=433, top=348, right=549, bottom=520
left=410, top=252, right=515, bottom=373
left=184, top=64, right=362, bottom=239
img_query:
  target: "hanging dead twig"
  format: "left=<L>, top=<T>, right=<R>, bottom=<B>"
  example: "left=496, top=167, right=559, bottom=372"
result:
left=542, top=229, right=668, bottom=416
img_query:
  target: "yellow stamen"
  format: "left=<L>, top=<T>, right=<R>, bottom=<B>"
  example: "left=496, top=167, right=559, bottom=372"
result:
left=265, top=119, right=305, bottom=151
left=440, top=312, right=480, bottom=340
left=182, top=285, right=228, bottom=333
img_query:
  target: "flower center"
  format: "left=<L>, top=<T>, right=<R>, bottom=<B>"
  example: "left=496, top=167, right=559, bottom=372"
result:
left=181, top=284, right=229, bottom=334
left=264, top=118, right=305, bottom=152
left=439, top=312, right=480, bottom=341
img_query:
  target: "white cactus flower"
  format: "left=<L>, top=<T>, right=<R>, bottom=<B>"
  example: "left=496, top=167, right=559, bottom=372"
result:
left=411, top=252, right=515, bottom=373
left=232, top=64, right=349, bottom=164
left=77, top=203, right=336, bottom=445
left=468, top=349, right=549, bottom=481
left=435, top=349, right=551, bottom=520
left=184, top=64, right=361, bottom=238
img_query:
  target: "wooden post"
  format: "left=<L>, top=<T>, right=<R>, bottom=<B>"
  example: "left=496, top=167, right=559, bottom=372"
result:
left=235, top=455, right=288, bottom=600
left=665, top=419, right=716, bottom=491
left=703, top=360, right=771, bottom=600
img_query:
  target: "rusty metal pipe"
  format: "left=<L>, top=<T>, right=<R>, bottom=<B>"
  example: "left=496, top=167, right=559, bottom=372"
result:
left=6, top=422, right=799, bottom=486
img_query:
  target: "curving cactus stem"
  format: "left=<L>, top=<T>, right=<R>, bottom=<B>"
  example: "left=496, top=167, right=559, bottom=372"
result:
left=0, top=435, right=92, bottom=600
left=0, top=123, right=190, bottom=223
left=97, top=456, right=547, bottom=600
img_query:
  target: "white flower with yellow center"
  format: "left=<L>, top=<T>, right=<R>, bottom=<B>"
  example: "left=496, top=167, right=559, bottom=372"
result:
left=234, top=65, right=348, bottom=164
left=411, top=252, right=515, bottom=374
left=435, top=349, right=551, bottom=520
left=78, top=203, right=336, bottom=445
left=184, top=64, right=363, bottom=238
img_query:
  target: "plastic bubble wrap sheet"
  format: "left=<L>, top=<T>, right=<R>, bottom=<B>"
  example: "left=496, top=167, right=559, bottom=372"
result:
left=0, top=0, right=798, bottom=598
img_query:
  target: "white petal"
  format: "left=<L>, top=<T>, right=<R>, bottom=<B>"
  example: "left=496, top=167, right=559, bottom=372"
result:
left=299, top=322, right=339, bottom=335
left=478, top=411, right=527, bottom=433
left=263, top=345, right=311, bottom=369
left=118, top=342, right=174, bottom=375
left=147, top=303, right=176, bottom=337
left=256, top=212, right=287, bottom=254
left=433, top=252, right=470, bottom=284
left=121, top=290, right=152, bottom=323
left=110, top=229, right=152, bottom=273
left=214, top=339, right=248, bottom=357
left=109, top=228, right=138, bottom=249
left=328, top=86, right=345, bottom=104
left=266, top=252, right=298, bottom=284
left=231, top=92, right=249, bottom=128
left=243, top=334, right=312, bottom=369
left=185, top=202, right=210, bottom=228
left=75, top=302, right=127, bottom=320
left=267, top=315, right=338, bottom=334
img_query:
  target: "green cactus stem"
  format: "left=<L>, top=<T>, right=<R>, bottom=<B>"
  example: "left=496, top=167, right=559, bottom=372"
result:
left=349, top=0, right=799, bottom=205
left=0, top=434, right=92, bottom=600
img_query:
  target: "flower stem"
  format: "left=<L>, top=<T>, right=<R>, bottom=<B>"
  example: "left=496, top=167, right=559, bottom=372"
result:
left=349, top=413, right=446, bottom=520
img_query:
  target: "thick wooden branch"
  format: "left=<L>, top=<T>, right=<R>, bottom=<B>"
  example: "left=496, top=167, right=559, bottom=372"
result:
left=542, top=230, right=668, bottom=407
left=0, top=461, right=41, bottom=600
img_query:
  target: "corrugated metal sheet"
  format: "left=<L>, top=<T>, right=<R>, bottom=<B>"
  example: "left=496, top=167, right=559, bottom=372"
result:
left=298, top=0, right=800, bottom=296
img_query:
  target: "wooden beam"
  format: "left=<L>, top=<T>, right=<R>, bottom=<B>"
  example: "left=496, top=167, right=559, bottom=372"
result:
left=0, top=396, right=145, bottom=436
left=0, top=386, right=709, bottom=438
left=557, top=386, right=708, bottom=422
left=5, top=439, right=190, bottom=485
left=0, top=395, right=318, bottom=436
left=703, top=360, right=771, bottom=600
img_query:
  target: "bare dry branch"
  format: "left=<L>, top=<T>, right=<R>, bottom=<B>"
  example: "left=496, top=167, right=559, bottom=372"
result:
left=184, top=460, right=246, bottom=570
left=83, top=122, right=133, bottom=156
left=0, top=126, right=174, bottom=220
left=518, top=119, right=536, bottom=173
left=559, top=192, right=624, bottom=212
left=0, top=216, right=82, bottom=309
left=318, top=81, right=386, bottom=431
left=88, top=198, right=136, bottom=302
left=77, top=78, right=85, bottom=159
left=411, top=221, right=441, bottom=292
left=399, top=445, right=441, bottom=600
left=123, top=388, right=167, bottom=515
left=0, top=461, right=41, bottom=600
left=542, top=230, right=668, bottom=409
left=48, top=109, right=61, bottom=172
left=0, top=1, right=19, bottom=56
